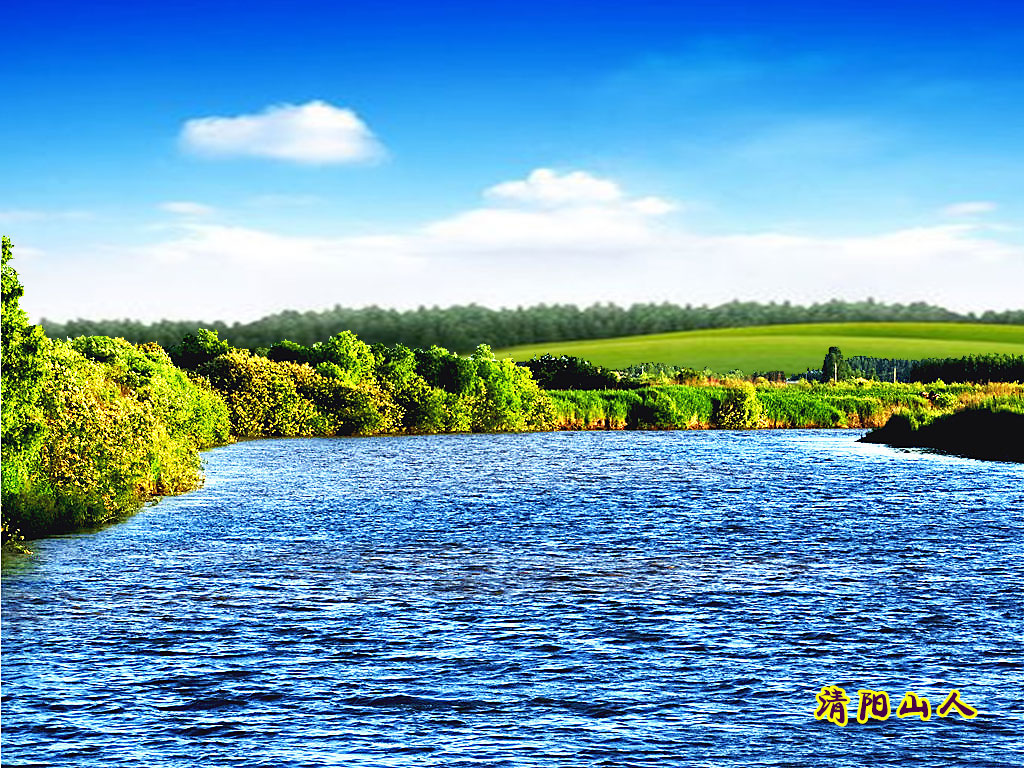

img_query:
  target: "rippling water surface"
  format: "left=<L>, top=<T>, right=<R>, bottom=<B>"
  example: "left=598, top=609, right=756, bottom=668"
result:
left=3, top=430, right=1023, bottom=767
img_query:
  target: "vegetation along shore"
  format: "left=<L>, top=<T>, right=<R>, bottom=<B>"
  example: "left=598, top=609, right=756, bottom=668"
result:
left=3, top=236, right=1022, bottom=544
left=860, top=409, right=1024, bottom=463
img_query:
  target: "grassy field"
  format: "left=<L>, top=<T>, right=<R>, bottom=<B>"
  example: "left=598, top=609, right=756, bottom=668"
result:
left=496, top=322, right=1024, bottom=375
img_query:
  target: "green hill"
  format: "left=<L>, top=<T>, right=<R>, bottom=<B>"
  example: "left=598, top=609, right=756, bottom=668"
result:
left=495, top=322, right=1024, bottom=375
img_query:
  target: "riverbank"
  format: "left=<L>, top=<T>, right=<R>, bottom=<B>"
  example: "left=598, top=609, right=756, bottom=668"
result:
left=6, top=239, right=1024, bottom=544
left=547, top=381, right=1024, bottom=431
left=860, top=408, right=1024, bottom=463
left=6, top=373, right=1022, bottom=545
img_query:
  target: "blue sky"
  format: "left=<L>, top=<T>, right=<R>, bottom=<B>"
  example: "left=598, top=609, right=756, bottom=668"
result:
left=3, top=1, right=1023, bottom=322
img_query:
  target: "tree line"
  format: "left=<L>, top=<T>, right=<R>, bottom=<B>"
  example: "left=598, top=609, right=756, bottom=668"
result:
left=1, top=237, right=552, bottom=543
left=41, top=299, right=1024, bottom=353
left=911, top=354, right=1024, bottom=384
left=803, top=348, right=1024, bottom=384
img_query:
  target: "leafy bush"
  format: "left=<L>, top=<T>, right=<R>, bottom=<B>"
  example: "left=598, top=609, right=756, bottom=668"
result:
left=6, top=337, right=231, bottom=539
left=630, top=389, right=680, bottom=429
left=1, top=237, right=48, bottom=525
left=320, top=331, right=375, bottom=386
left=197, top=351, right=321, bottom=438
left=372, top=343, right=417, bottom=388
left=469, top=345, right=554, bottom=432
left=291, top=362, right=400, bottom=436
left=72, top=335, right=231, bottom=448
left=393, top=375, right=451, bottom=433
left=521, top=354, right=618, bottom=390
left=415, top=345, right=478, bottom=394
left=714, top=382, right=764, bottom=429
left=170, top=328, right=231, bottom=370
left=267, top=339, right=319, bottom=366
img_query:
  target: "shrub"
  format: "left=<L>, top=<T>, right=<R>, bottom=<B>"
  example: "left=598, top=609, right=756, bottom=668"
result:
left=170, top=329, right=231, bottom=370
left=267, top=339, right=318, bottom=366
left=630, top=389, right=680, bottom=429
left=197, top=351, right=321, bottom=438
left=320, top=331, right=375, bottom=386
left=714, top=383, right=764, bottom=429
left=469, top=345, right=554, bottom=432
left=1, top=237, right=48, bottom=526
left=521, top=354, right=618, bottom=390
left=9, top=339, right=227, bottom=538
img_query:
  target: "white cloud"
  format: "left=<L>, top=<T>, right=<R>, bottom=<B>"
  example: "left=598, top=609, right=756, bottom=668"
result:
left=629, top=196, right=678, bottom=216
left=179, top=100, right=384, bottom=164
left=483, top=167, right=675, bottom=210
left=20, top=169, right=1024, bottom=322
left=487, top=168, right=627, bottom=207
left=422, top=205, right=662, bottom=252
left=942, top=201, right=997, bottom=217
left=427, top=169, right=677, bottom=252
left=159, top=201, right=216, bottom=217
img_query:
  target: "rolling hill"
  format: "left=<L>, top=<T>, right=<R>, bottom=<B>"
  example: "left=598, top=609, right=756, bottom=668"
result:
left=495, top=322, right=1024, bottom=375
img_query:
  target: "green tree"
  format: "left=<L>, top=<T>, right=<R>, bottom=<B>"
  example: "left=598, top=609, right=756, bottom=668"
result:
left=266, top=339, right=317, bottom=366
left=1, top=237, right=48, bottom=520
left=320, top=331, right=375, bottom=386
left=468, top=344, right=554, bottom=432
left=371, top=343, right=418, bottom=389
left=821, top=346, right=853, bottom=383
left=170, top=328, right=231, bottom=370
left=392, top=375, right=449, bottom=433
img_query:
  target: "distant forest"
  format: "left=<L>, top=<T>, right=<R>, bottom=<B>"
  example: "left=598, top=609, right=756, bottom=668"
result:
left=42, top=299, right=1024, bottom=354
left=800, top=354, right=1024, bottom=384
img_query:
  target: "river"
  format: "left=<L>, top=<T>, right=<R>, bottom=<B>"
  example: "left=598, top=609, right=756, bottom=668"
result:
left=3, top=430, right=1023, bottom=766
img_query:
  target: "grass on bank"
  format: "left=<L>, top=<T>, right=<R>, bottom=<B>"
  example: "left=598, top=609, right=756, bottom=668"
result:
left=496, top=322, right=1024, bottom=375
left=547, top=380, right=1024, bottom=431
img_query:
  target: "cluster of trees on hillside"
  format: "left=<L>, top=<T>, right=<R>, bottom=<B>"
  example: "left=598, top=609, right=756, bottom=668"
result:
left=797, top=350, right=1024, bottom=384
left=42, top=299, right=1024, bottom=353
left=848, top=356, right=916, bottom=382
left=910, top=354, right=1024, bottom=384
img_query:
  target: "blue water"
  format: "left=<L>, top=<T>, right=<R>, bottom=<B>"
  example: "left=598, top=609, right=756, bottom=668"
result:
left=3, top=430, right=1023, bottom=767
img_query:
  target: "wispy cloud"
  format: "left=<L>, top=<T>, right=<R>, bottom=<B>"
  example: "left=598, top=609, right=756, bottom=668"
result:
left=942, top=201, right=997, bottom=217
left=179, top=100, right=385, bottom=165
left=159, top=201, right=216, bottom=217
